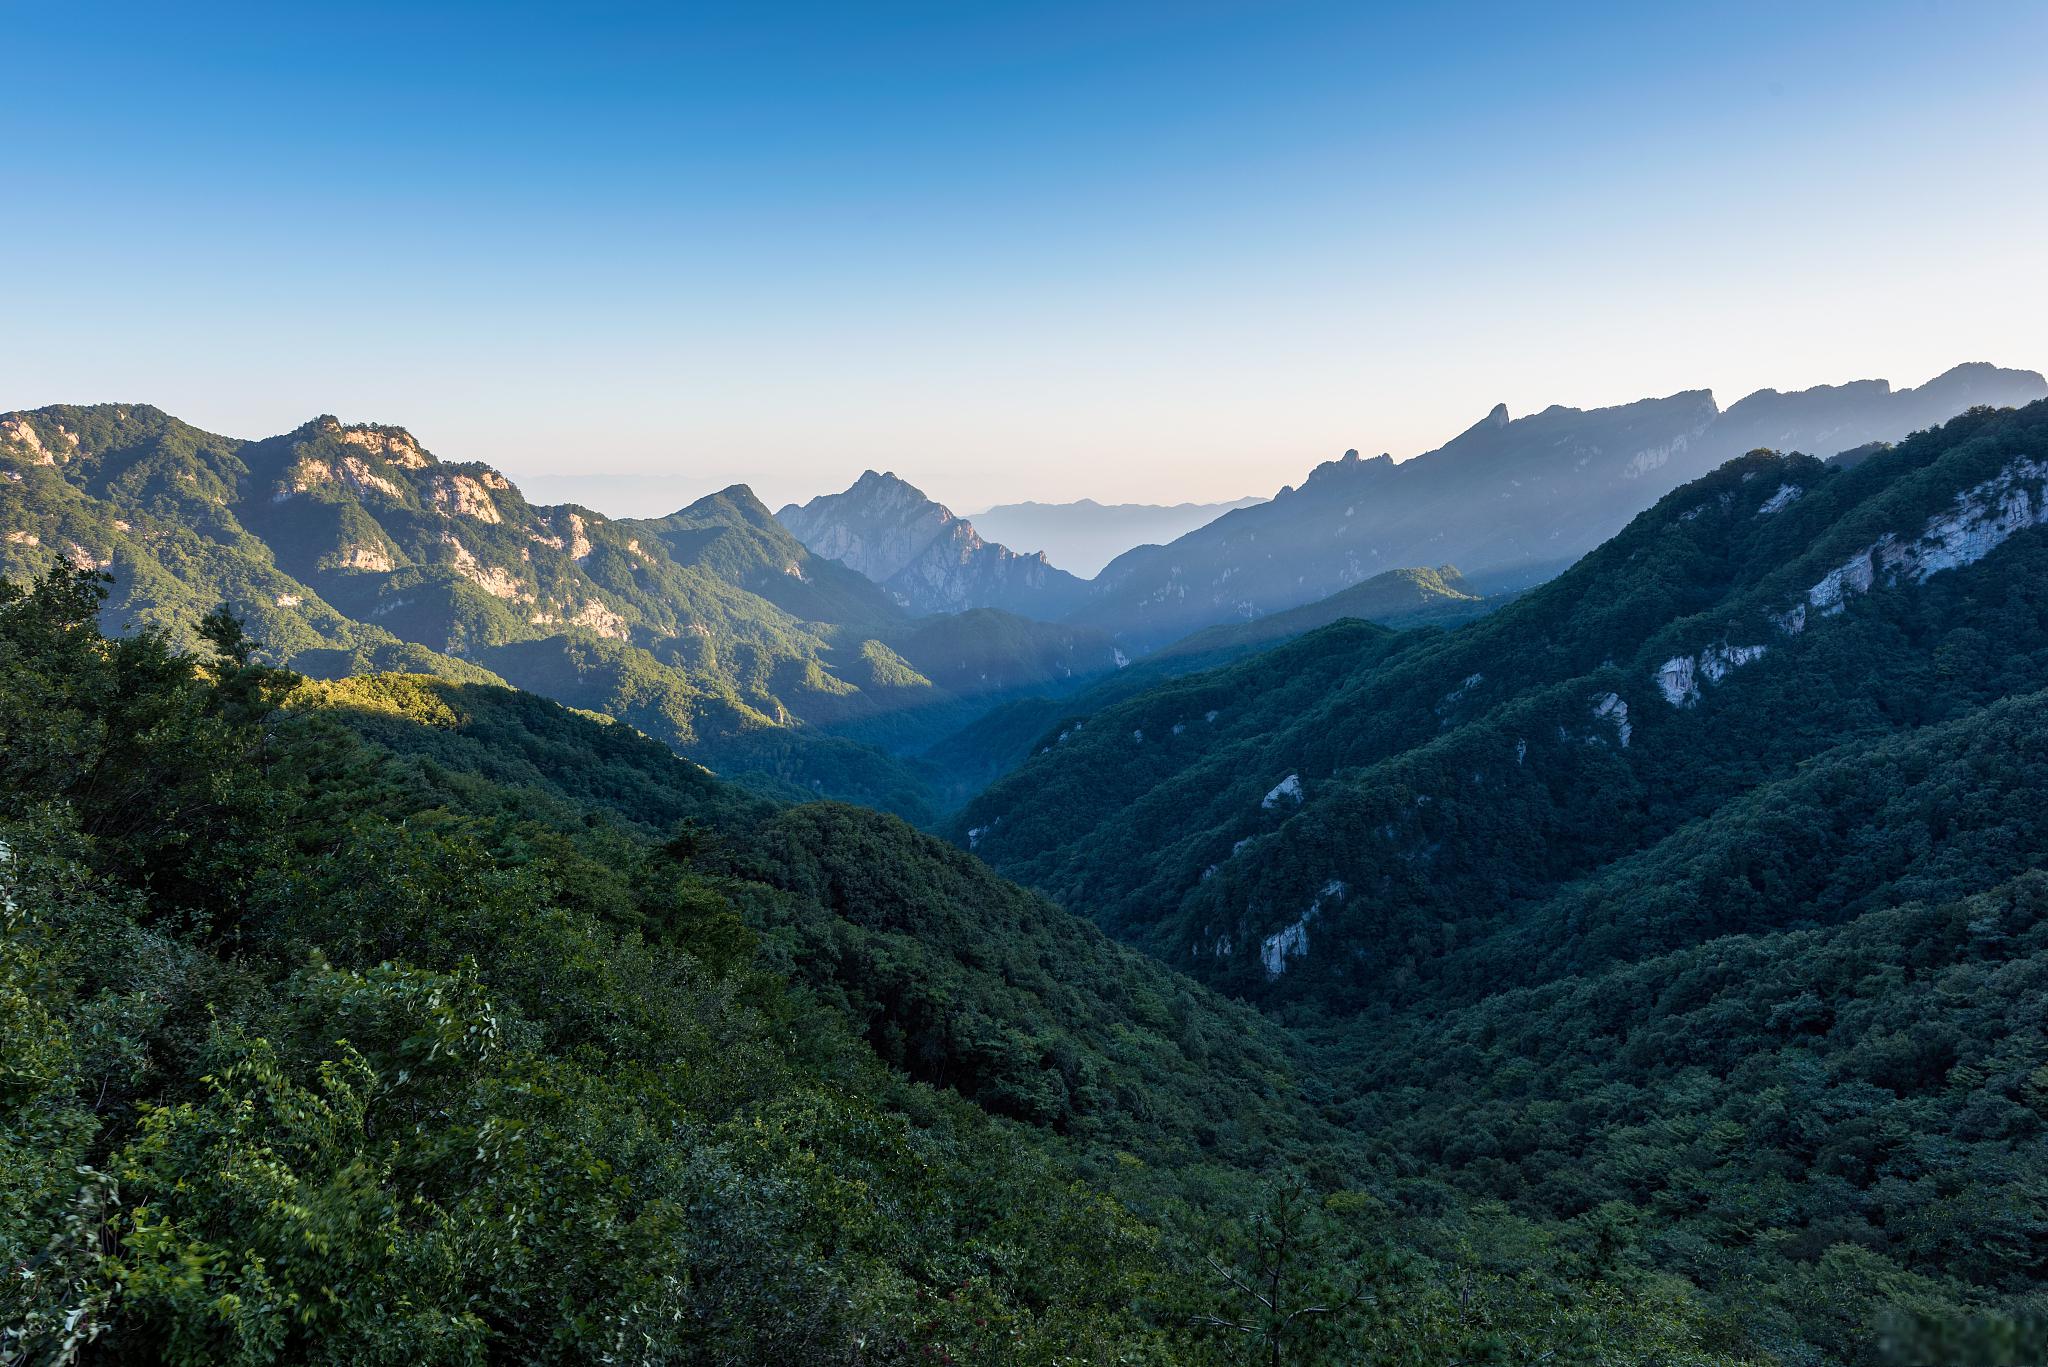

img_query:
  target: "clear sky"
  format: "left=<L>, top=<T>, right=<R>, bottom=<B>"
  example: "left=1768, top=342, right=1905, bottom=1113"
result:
left=5, top=1, right=2044, bottom=516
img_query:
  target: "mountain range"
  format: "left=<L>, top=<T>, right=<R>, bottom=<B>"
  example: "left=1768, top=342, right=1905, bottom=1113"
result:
left=13, top=395, right=2048, bottom=1361
left=966, top=494, right=1265, bottom=577
left=10, top=386, right=2048, bottom=1360
left=0, top=406, right=1120, bottom=816
left=1070, top=362, right=2047, bottom=647
left=960, top=396, right=2048, bottom=1008
left=939, top=396, right=2048, bottom=1354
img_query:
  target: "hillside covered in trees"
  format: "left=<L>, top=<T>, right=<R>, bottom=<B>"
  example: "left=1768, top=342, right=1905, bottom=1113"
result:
left=949, top=399, right=2048, bottom=1361
left=3, top=564, right=1780, bottom=1364
left=0, top=406, right=1125, bottom=820
left=9, top=405, right=2048, bottom=1364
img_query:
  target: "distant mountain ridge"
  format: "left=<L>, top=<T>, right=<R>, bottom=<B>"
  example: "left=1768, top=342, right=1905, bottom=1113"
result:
left=776, top=471, right=1091, bottom=618
left=1070, top=362, right=2047, bottom=648
left=966, top=495, right=1265, bottom=576
left=0, top=405, right=1121, bottom=815
left=956, top=396, right=2048, bottom=1008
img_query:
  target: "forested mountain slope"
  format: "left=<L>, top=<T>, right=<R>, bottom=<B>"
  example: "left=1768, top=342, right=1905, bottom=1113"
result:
left=0, top=567, right=1757, bottom=1364
left=919, top=564, right=1495, bottom=809
left=947, top=398, right=2048, bottom=1362
left=958, top=399, right=2048, bottom=1004
left=0, top=405, right=1119, bottom=816
left=1071, top=363, right=2044, bottom=648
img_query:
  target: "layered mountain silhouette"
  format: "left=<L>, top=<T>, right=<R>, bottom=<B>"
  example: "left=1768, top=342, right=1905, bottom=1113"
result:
left=1070, top=362, right=2047, bottom=648
left=956, top=396, right=2048, bottom=1009
left=0, top=406, right=1120, bottom=815
left=776, top=470, right=1092, bottom=618
left=15, top=391, right=2048, bottom=1362
left=967, top=494, right=1265, bottom=577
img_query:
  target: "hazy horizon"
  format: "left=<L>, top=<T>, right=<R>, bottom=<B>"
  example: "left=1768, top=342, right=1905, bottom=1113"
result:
left=6, top=1, right=2045, bottom=513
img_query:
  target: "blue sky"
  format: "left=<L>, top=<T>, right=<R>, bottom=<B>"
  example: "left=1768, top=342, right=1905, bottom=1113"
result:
left=4, top=1, right=2044, bottom=513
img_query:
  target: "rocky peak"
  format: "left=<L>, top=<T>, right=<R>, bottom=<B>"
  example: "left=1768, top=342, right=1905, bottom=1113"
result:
left=778, top=470, right=1090, bottom=619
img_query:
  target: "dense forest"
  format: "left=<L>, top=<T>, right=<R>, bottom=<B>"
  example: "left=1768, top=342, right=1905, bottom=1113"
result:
left=7, top=403, right=2048, bottom=1363
left=952, top=400, right=2048, bottom=1360
left=3, top=565, right=1767, bottom=1364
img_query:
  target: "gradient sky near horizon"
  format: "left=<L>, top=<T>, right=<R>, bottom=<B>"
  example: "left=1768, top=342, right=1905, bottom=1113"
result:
left=5, top=1, right=2045, bottom=516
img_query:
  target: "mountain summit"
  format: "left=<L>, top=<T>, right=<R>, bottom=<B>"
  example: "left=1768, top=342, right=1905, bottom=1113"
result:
left=777, top=470, right=1090, bottom=619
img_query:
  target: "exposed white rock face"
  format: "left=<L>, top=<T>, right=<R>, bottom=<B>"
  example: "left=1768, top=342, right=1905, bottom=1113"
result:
left=1700, top=642, right=1766, bottom=683
left=0, top=416, right=57, bottom=465
left=1807, top=549, right=1876, bottom=615
left=1515, top=738, right=1527, bottom=764
left=275, top=593, right=302, bottom=607
left=64, top=543, right=108, bottom=571
left=1590, top=692, right=1631, bottom=746
left=4, top=530, right=39, bottom=547
left=571, top=600, right=630, bottom=640
left=340, top=545, right=395, bottom=573
left=339, top=455, right=404, bottom=499
left=1262, top=773, right=1303, bottom=808
left=1260, top=879, right=1348, bottom=978
left=431, top=474, right=503, bottom=524
left=1757, top=483, right=1803, bottom=515
left=1205, top=710, right=1219, bottom=723
left=1231, top=837, right=1252, bottom=856
left=1656, top=642, right=1768, bottom=707
left=1792, top=456, right=2048, bottom=621
left=1774, top=604, right=1807, bottom=636
left=1, top=471, right=21, bottom=484
left=1261, top=918, right=1310, bottom=978
left=276, top=457, right=330, bottom=501
left=333, top=421, right=431, bottom=468
left=1656, top=656, right=1698, bottom=707
left=474, top=567, right=527, bottom=599
left=529, top=511, right=596, bottom=560
left=441, top=534, right=533, bottom=602
left=1113, top=649, right=1130, bottom=668
left=282, top=453, right=405, bottom=502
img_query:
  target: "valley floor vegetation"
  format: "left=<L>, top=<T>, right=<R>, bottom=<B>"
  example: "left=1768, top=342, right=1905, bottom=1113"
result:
left=5, top=566, right=1766, bottom=1365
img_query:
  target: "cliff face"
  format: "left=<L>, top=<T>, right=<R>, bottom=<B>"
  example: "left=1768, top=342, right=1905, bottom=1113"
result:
left=777, top=470, right=1090, bottom=620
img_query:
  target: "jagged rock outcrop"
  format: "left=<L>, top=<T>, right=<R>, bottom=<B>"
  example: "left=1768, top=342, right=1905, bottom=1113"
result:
left=778, top=471, right=1091, bottom=619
